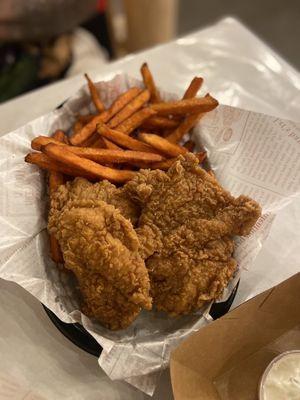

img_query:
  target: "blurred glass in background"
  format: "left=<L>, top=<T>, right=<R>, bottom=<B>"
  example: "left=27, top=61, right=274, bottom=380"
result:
left=0, top=0, right=179, bottom=102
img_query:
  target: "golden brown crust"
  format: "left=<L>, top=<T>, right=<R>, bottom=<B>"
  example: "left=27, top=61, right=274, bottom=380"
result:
left=124, top=154, right=261, bottom=316
left=50, top=177, right=140, bottom=225
left=48, top=154, right=261, bottom=327
left=48, top=180, right=151, bottom=330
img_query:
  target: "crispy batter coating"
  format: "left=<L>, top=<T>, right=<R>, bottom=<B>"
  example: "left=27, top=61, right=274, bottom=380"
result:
left=48, top=154, right=261, bottom=327
left=48, top=192, right=150, bottom=330
left=124, top=154, right=261, bottom=316
left=50, top=177, right=140, bottom=225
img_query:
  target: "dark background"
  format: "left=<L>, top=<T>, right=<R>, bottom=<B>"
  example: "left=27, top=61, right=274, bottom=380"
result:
left=178, top=0, right=300, bottom=70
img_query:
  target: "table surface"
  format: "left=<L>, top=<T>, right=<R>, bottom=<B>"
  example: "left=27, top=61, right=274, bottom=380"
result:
left=0, top=17, right=300, bottom=400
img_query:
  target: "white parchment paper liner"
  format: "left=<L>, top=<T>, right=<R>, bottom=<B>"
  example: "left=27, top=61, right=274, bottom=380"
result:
left=0, top=74, right=299, bottom=395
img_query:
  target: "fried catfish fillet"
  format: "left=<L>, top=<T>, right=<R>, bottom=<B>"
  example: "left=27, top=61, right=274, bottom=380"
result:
left=124, top=154, right=261, bottom=316
left=48, top=181, right=151, bottom=330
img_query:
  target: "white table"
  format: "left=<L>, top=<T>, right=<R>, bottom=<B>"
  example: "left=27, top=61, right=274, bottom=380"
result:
left=0, top=17, right=299, bottom=400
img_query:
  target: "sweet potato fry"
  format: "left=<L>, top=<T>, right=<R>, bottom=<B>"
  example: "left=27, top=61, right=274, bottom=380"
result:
left=77, top=114, right=95, bottom=123
left=107, top=89, right=150, bottom=128
left=97, top=137, right=120, bottom=167
left=138, top=133, right=187, bottom=157
left=150, top=95, right=218, bottom=116
left=32, top=134, right=70, bottom=150
left=49, top=130, right=65, bottom=263
left=140, top=62, right=161, bottom=103
left=70, top=87, right=142, bottom=145
left=183, top=77, right=203, bottom=99
left=117, top=108, right=156, bottom=135
left=25, top=153, right=94, bottom=178
left=90, top=136, right=106, bottom=148
left=166, top=111, right=204, bottom=143
left=97, top=124, right=157, bottom=153
left=149, top=152, right=206, bottom=170
left=48, top=146, right=164, bottom=164
left=84, top=73, right=105, bottom=113
left=31, top=136, right=65, bottom=151
left=53, top=129, right=68, bottom=143
left=102, top=137, right=122, bottom=150
left=105, top=87, right=143, bottom=121
left=183, top=139, right=195, bottom=152
left=161, top=128, right=174, bottom=137
left=81, top=131, right=101, bottom=147
left=43, top=144, right=135, bottom=183
left=145, top=158, right=176, bottom=170
left=70, top=114, right=107, bottom=146
left=73, top=120, right=83, bottom=134
left=49, top=162, right=65, bottom=194
left=140, top=116, right=179, bottom=131
left=49, top=234, right=63, bottom=263
left=49, top=235, right=63, bottom=263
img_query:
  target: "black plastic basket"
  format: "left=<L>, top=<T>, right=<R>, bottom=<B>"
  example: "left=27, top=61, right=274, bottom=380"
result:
left=44, top=280, right=239, bottom=357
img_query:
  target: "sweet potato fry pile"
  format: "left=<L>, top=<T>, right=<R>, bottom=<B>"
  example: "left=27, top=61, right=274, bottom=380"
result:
left=48, top=130, right=65, bottom=263
left=25, top=63, right=217, bottom=261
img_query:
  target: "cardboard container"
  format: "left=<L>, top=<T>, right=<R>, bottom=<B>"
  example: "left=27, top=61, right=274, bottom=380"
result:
left=170, top=273, right=300, bottom=400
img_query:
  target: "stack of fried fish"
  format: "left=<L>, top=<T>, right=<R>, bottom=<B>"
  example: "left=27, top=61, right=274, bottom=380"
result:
left=48, top=154, right=261, bottom=330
